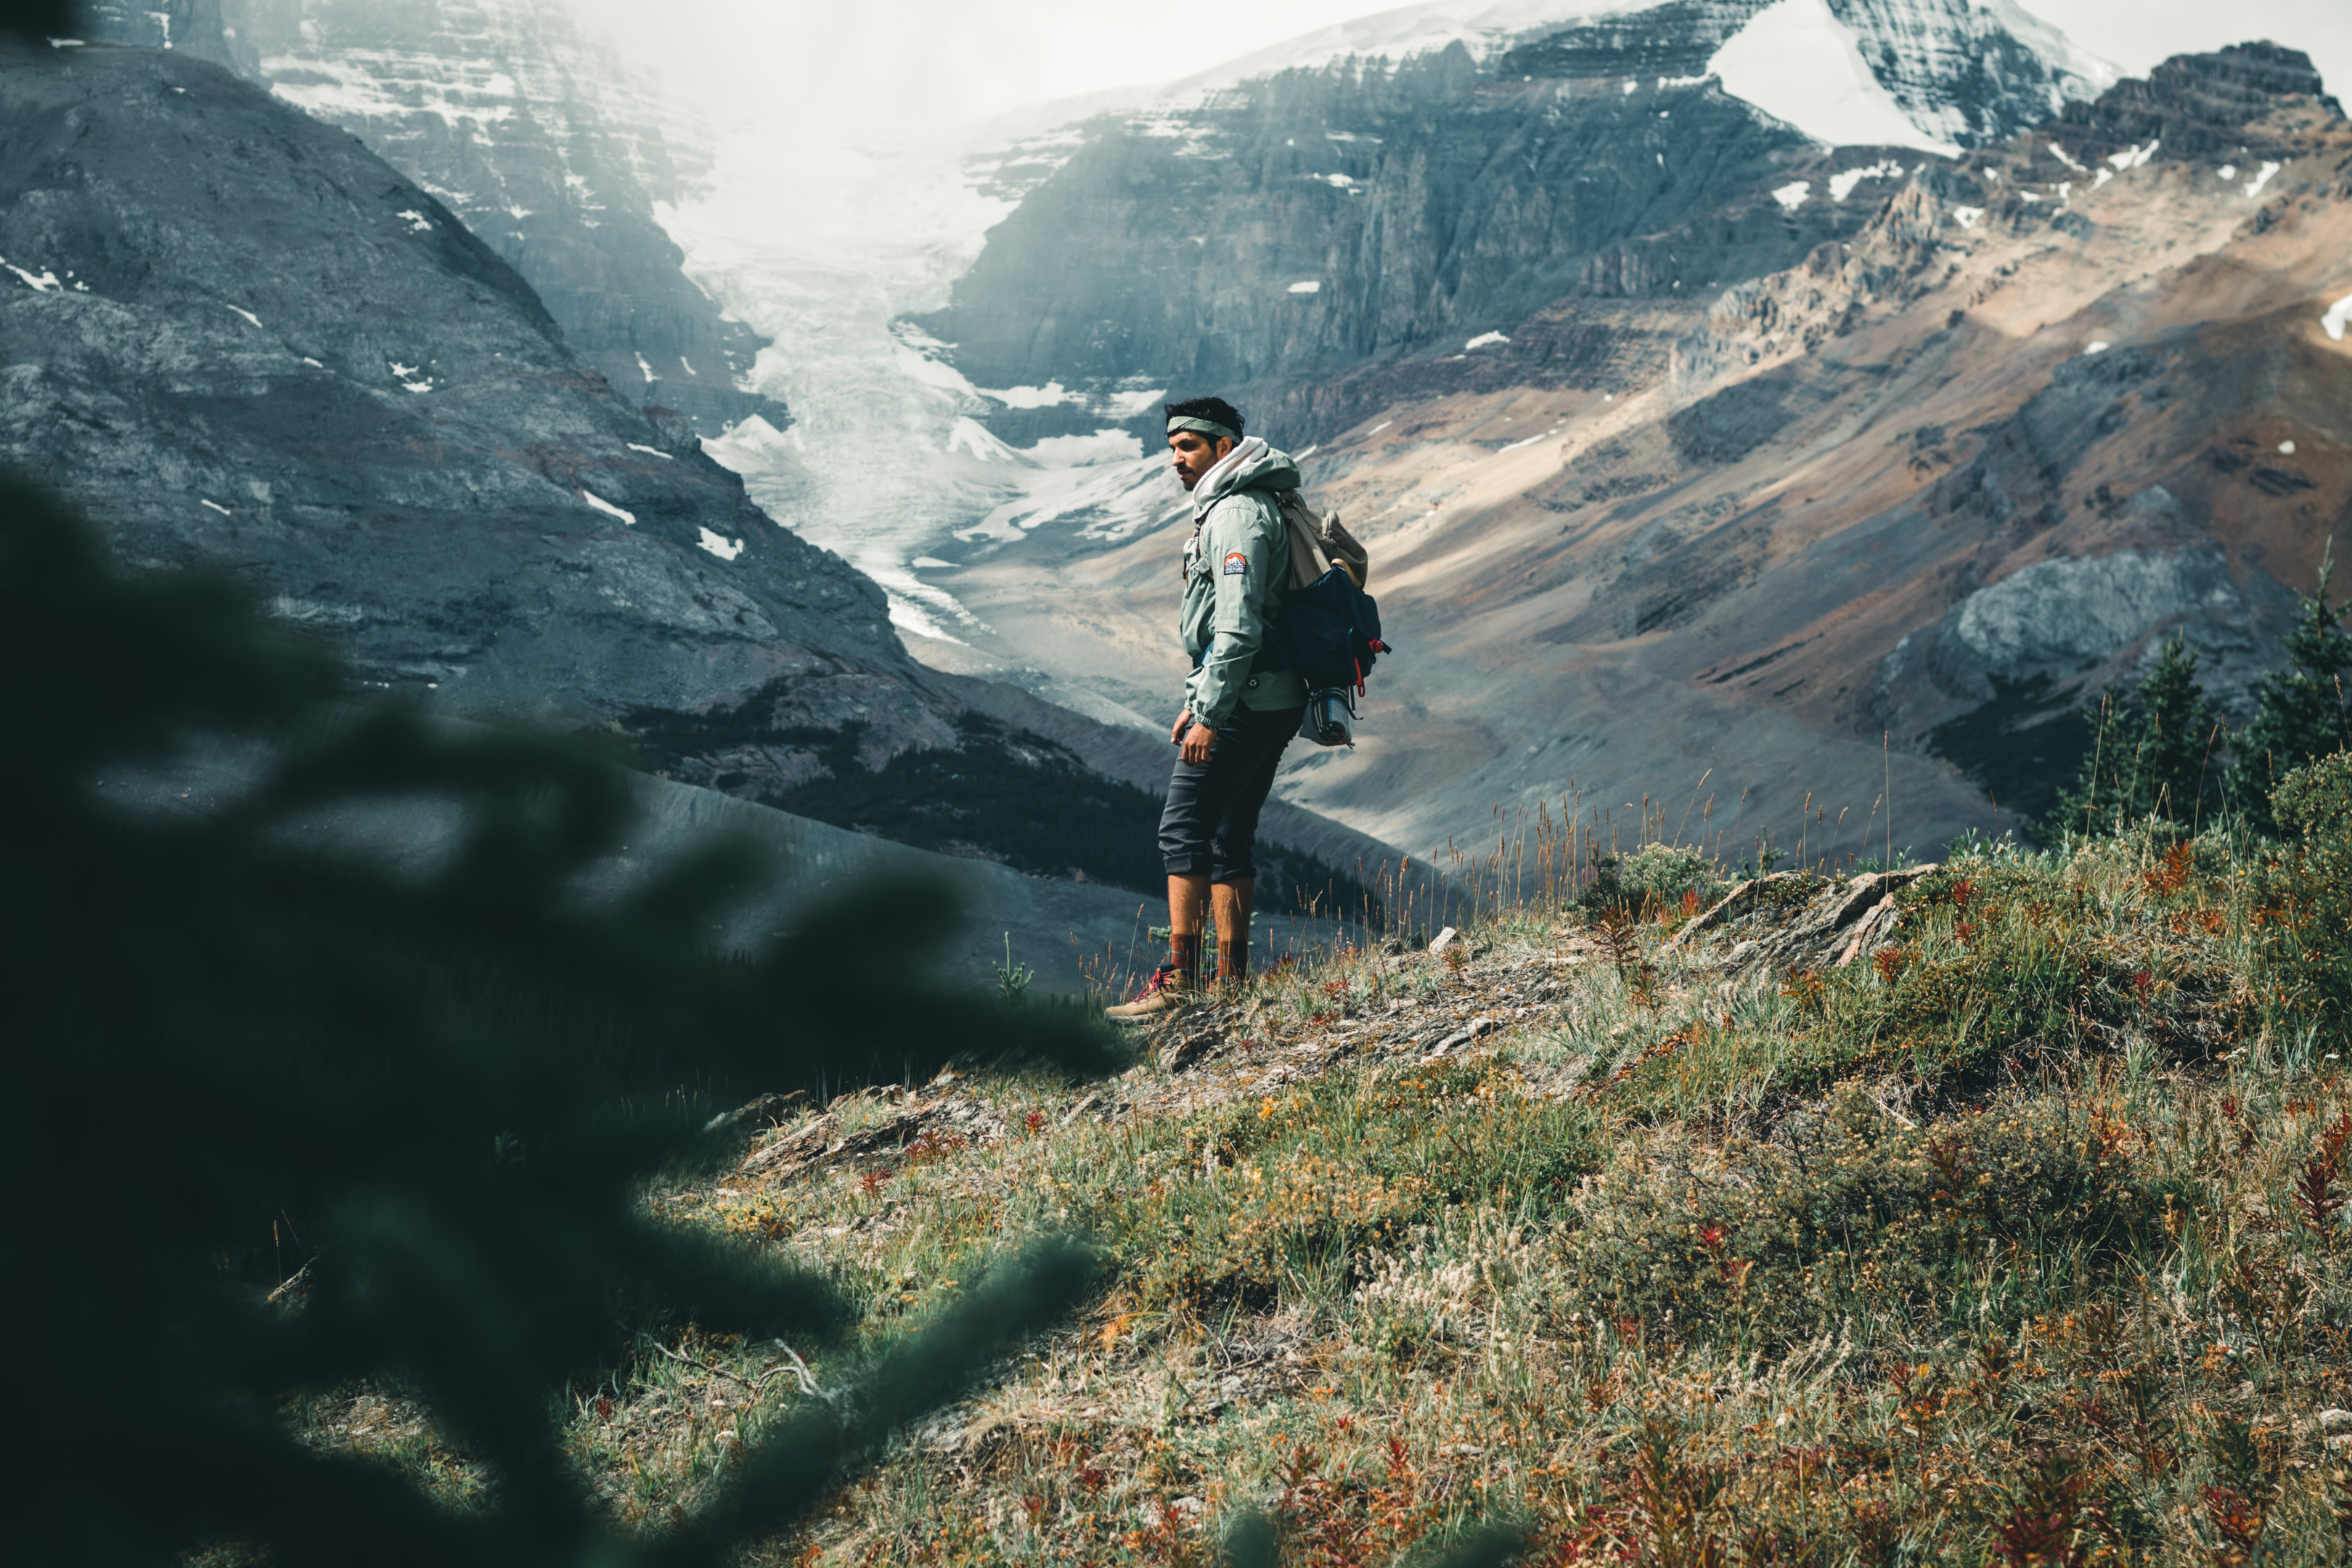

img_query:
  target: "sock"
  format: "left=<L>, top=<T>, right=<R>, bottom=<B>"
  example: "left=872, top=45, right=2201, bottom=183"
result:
left=1216, top=932, right=1249, bottom=984
left=1169, top=932, right=1202, bottom=991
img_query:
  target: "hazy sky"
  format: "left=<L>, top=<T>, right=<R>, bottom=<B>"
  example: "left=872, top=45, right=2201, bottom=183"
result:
left=576, top=0, right=2348, bottom=141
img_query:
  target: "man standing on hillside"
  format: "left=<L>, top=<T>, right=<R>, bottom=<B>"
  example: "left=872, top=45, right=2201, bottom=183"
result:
left=1108, top=396, right=1308, bottom=1021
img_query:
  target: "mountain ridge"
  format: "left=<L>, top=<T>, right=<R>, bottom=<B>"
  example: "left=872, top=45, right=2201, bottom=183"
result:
left=902, top=38, right=2352, bottom=857
left=919, top=0, right=2116, bottom=454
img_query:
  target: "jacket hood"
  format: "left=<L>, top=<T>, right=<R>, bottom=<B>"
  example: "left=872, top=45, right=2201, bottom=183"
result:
left=1190, top=435, right=1300, bottom=519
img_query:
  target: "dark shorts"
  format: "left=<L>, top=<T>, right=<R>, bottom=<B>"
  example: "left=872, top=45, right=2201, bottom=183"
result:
left=1159, top=703, right=1304, bottom=883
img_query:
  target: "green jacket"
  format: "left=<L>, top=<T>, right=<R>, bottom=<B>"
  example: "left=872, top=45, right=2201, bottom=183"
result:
left=1180, top=438, right=1309, bottom=730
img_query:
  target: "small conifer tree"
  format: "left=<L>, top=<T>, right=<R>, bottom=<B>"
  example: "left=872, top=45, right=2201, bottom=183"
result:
left=2231, top=549, right=2352, bottom=836
left=2045, top=633, right=2227, bottom=839
left=1, top=470, right=1118, bottom=1564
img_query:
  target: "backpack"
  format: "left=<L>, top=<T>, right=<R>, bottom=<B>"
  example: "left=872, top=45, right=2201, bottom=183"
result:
left=1264, top=489, right=1392, bottom=746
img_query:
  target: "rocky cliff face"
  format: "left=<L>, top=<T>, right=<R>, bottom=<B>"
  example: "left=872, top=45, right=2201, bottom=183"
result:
left=921, top=0, right=2108, bottom=447
left=906, top=42, right=2352, bottom=857
left=0, top=41, right=920, bottom=751
left=80, top=0, right=786, bottom=440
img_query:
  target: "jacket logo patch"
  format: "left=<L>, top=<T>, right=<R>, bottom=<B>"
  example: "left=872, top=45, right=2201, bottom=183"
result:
left=1222, top=550, right=1248, bottom=576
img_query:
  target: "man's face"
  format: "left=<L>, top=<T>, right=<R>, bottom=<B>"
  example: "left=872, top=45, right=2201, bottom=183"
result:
left=1169, top=431, right=1233, bottom=491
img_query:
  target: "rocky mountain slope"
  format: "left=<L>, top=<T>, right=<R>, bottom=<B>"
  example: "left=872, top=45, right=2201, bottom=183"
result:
left=0, top=39, right=923, bottom=740
left=0, top=35, right=1411, bottom=915
left=79, top=0, right=787, bottom=440
left=920, top=0, right=2110, bottom=448
left=909, top=38, right=2352, bottom=859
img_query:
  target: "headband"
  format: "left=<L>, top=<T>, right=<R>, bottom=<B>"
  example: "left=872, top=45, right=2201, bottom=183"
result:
left=1167, top=416, right=1238, bottom=444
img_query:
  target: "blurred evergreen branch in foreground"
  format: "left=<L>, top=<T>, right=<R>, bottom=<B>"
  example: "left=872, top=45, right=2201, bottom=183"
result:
left=0, top=469, right=1126, bottom=1564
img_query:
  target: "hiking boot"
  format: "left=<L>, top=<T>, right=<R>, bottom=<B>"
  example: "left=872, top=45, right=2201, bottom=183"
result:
left=1106, top=964, right=1190, bottom=1023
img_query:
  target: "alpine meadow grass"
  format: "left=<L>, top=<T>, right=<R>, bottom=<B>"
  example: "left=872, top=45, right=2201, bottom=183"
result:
left=271, top=795, right=2352, bottom=1567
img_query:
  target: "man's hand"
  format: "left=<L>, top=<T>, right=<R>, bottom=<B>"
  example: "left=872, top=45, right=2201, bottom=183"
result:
left=1181, top=720, right=1219, bottom=765
left=1170, top=709, right=1193, bottom=747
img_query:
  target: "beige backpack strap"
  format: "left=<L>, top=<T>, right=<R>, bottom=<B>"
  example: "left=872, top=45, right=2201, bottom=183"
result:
left=1276, top=492, right=1331, bottom=589
left=1273, top=489, right=1373, bottom=589
left=1322, top=512, right=1369, bottom=589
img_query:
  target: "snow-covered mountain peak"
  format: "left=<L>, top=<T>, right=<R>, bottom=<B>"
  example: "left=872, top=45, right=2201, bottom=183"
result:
left=1152, top=0, right=2116, bottom=155
left=1710, top=0, right=1967, bottom=154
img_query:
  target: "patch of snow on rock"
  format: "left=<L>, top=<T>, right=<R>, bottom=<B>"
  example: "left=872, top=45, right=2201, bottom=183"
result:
left=2242, top=161, right=2281, bottom=199
left=2105, top=139, right=2157, bottom=171
left=1466, top=330, right=1511, bottom=349
left=946, top=417, right=1025, bottom=464
left=627, top=443, right=673, bottom=460
left=579, top=490, right=635, bottom=526
left=2279, top=440, right=2298, bottom=455
left=2084, top=340, right=2110, bottom=354
left=2046, top=141, right=2086, bottom=172
left=200, top=499, right=232, bottom=516
left=396, top=209, right=434, bottom=232
left=1708, top=0, right=1960, bottom=156
left=695, top=528, right=743, bottom=561
left=1024, top=429, right=1146, bottom=467
left=2, top=256, right=61, bottom=292
left=224, top=304, right=263, bottom=327
left=1103, top=386, right=1169, bottom=418
left=980, top=382, right=1070, bottom=409
left=1951, top=205, right=1985, bottom=229
left=1828, top=160, right=1902, bottom=201
left=1289, top=279, right=1323, bottom=294
left=2324, top=294, right=2352, bottom=343
left=867, top=563, right=979, bottom=645
left=269, top=60, right=515, bottom=130
left=891, top=338, right=979, bottom=398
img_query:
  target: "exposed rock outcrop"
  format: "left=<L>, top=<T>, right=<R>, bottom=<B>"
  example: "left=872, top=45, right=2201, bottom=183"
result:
left=1667, top=867, right=1931, bottom=974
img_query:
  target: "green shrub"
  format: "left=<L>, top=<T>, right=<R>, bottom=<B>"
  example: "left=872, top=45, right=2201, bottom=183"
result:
left=2231, top=558, right=2352, bottom=836
left=2042, top=633, right=2226, bottom=841
left=1579, top=843, right=1729, bottom=920
left=2258, top=750, right=2352, bottom=1020
left=1, top=473, right=1113, bottom=1567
